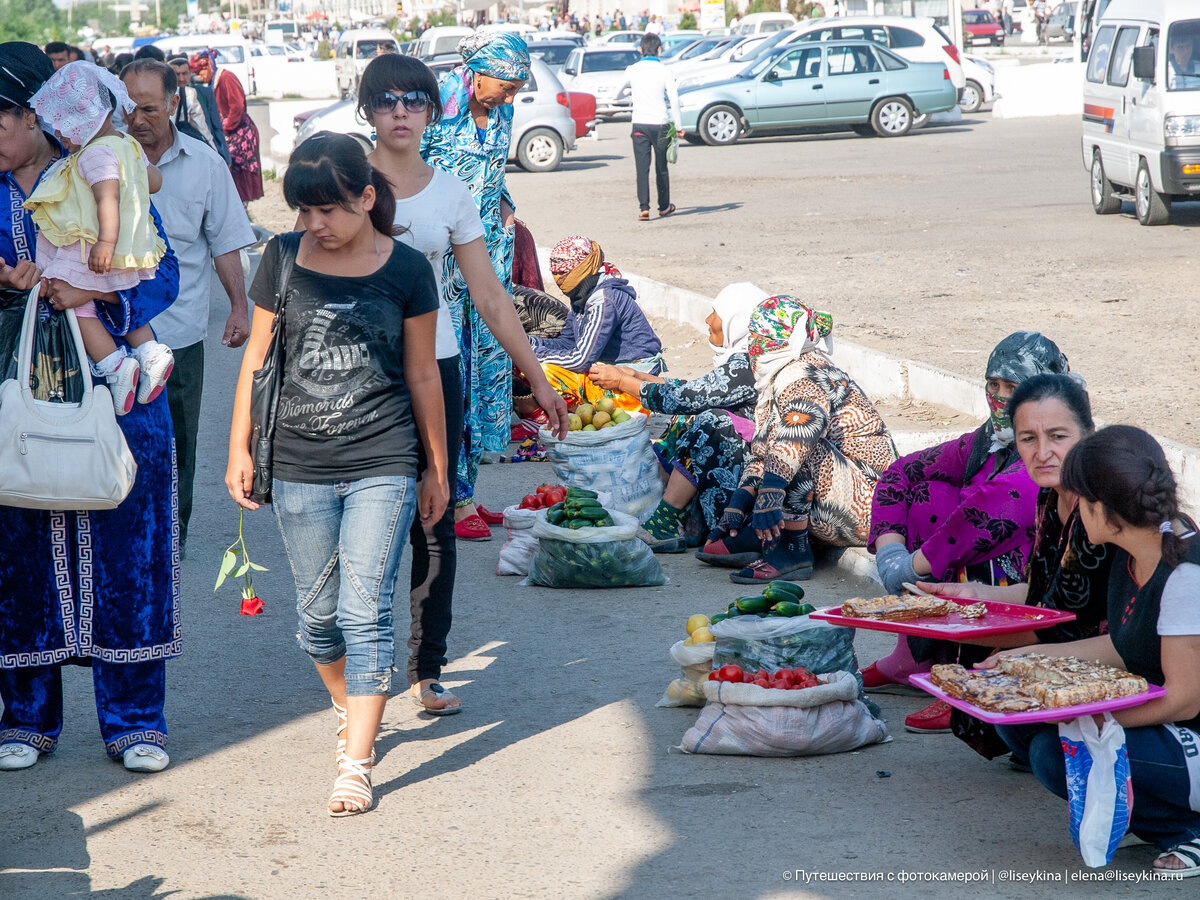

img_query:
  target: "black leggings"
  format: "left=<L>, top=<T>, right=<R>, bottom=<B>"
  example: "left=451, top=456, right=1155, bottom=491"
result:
left=406, top=355, right=464, bottom=684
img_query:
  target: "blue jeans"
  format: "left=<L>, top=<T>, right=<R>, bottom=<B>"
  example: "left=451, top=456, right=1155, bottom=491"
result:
left=273, top=476, right=416, bottom=696
left=997, top=722, right=1200, bottom=850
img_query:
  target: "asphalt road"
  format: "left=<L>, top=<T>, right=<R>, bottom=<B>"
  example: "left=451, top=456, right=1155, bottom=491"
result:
left=4, top=113, right=1198, bottom=899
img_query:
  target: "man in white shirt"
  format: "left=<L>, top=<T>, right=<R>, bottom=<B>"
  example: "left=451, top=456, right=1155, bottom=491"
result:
left=123, top=60, right=257, bottom=554
left=627, top=33, right=684, bottom=220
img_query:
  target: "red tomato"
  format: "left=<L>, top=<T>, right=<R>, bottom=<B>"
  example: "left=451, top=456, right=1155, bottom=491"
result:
left=708, top=671, right=719, bottom=681
left=753, top=678, right=769, bottom=688
left=717, top=664, right=743, bottom=683
left=552, top=488, right=567, bottom=504
left=755, top=669, right=769, bottom=681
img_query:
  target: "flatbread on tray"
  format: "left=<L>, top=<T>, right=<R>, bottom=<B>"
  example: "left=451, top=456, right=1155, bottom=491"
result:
left=929, top=653, right=1148, bottom=712
left=840, top=594, right=954, bottom=621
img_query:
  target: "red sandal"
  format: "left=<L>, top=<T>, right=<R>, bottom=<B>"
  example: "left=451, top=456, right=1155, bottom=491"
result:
left=904, top=699, right=952, bottom=734
left=454, top=515, right=492, bottom=541
left=475, top=505, right=505, bottom=526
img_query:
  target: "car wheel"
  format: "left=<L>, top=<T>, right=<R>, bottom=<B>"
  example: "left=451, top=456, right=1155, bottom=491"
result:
left=699, top=104, right=741, bottom=146
left=517, top=128, right=563, bottom=173
left=959, top=80, right=984, bottom=114
left=1135, top=158, right=1171, bottom=226
left=851, top=124, right=875, bottom=137
left=1090, top=151, right=1122, bottom=215
left=871, top=97, right=913, bottom=137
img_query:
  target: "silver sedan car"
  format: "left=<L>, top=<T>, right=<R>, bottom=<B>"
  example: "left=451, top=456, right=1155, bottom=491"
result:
left=294, top=56, right=577, bottom=173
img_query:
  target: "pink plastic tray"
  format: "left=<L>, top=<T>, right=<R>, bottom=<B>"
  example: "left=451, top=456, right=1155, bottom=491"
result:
left=910, top=673, right=1166, bottom=724
left=809, top=596, right=1075, bottom=639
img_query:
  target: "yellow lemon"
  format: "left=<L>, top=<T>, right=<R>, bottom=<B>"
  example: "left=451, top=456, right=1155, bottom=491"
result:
left=690, top=626, right=715, bottom=643
left=685, top=614, right=710, bottom=636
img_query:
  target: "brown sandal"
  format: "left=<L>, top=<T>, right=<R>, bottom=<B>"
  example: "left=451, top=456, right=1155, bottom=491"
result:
left=637, top=210, right=650, bottom=221
left=658, top=203, right=676, bottom=218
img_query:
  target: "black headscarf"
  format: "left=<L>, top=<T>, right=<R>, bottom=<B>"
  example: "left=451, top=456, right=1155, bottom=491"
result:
left=963, top=331, right=1070, bottom=481
left=0, top=42, right=55, bottom=112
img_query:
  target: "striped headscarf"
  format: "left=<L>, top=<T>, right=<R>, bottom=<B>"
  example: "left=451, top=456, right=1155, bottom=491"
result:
left=457, top=31, right=530, bottom=82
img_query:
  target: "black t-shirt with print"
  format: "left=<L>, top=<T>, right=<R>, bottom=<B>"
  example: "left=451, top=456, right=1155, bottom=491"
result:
left=250, top=234, right=438, bottom=483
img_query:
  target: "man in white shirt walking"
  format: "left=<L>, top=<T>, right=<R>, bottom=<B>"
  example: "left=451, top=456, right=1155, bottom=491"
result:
left=627, top=33, right=684, bottom=220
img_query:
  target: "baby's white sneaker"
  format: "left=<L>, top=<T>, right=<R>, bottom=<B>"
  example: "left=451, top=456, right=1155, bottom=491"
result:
left=131, top=341, right=174, bottom=404
left=94, top=349, right=139, bottom=416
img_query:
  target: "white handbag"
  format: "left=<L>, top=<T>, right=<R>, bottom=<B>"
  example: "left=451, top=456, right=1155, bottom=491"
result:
left=0, top=286, right=137, bottom=510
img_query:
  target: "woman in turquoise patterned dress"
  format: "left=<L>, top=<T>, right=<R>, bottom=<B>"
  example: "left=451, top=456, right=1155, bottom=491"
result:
left=420, top=32, right=529, bottom=540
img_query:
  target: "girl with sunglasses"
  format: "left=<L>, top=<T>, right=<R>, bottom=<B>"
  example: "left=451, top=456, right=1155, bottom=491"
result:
left=356, top=53, right=567, bottom=717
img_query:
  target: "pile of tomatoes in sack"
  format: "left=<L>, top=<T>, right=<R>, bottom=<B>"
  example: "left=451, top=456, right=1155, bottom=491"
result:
left=517, top=483, right=567, bottom=510
left=708, top=664, right=822, bottom=691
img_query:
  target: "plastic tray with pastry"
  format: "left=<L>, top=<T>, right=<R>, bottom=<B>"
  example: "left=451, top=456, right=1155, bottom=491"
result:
left=909, top=653, right=1164, bottom=725
left=809, top=595, right=1076, bottom=639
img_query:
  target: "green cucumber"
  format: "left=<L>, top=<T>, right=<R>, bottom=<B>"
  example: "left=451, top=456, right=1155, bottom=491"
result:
left=769, top=601, right=814, bottom=617
left=576, top=507, right=610, bottom=521
left=546, top=506, right=567, bottom=526
left=709, top=612, right=731, bottom=625
left=566, top=487, right=598, bottom=499
left=734, top=594, right=772, bottom=615
left=763, top=581, right=805, bottom=603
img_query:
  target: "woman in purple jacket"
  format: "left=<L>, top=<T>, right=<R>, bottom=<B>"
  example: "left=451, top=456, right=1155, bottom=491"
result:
left=864, top=331, right=1070, bottom=733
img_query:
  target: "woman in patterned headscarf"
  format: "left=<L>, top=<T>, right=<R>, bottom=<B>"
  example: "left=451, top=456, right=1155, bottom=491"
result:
left=702, top=295, right=897, bottom=584
left=420, top=32, right=530, bottom=540
left=864, top=331, right=1070, bottom=735
left=189, top=50, right=262, bottom=204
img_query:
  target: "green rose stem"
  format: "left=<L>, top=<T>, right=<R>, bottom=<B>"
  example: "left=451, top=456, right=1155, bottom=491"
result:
left=215, top=507, right=268, bottom=609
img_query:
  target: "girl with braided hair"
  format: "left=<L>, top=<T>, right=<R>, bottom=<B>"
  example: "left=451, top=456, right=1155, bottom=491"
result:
left=988, top=425, right=1200, bottom=878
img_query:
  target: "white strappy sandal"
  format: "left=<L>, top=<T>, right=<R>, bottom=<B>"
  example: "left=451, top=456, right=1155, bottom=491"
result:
left=332, top=700, right=375, bottom=765
left=328, top=753, right=374, bottom=817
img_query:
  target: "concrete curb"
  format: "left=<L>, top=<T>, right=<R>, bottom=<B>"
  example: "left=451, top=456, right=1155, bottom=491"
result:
left=534, top=248, right=1200, bottom=581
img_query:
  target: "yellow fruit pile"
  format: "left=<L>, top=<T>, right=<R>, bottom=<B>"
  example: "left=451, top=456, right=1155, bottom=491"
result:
left=567, top=397, right=633, bottom=432
left=681, top=614, right=715, bottom=646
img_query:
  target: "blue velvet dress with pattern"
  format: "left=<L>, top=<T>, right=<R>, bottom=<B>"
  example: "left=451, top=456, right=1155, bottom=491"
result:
left=420, top=66, right=516, bottom=504
left=0, top=139, right=181, bottom=759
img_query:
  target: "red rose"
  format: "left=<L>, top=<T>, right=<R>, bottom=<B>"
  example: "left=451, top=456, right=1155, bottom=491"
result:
left=239, top=596, right=264, bottom=616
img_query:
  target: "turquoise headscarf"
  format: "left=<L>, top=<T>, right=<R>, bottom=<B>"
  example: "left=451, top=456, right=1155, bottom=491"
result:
left=457, top=32, right=530, bottom=82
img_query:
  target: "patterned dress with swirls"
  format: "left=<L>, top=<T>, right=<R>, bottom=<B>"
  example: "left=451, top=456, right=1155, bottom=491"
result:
left=740, top=351, right=898, bottom=547
left=421, top=67, right=516, bottom=503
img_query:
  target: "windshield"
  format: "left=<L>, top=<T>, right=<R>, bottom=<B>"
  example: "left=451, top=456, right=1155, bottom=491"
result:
left=1168, top=21, right=1200, bottom=91
left=531, top=44, right=573, bottom=66
left=356, top=40, right=398, bottom=59
left=581, top=51, right=638, bottom=73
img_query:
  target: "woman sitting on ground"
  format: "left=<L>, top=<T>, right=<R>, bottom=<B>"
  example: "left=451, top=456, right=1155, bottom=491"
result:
left=702, top=295, right=897, bottom=584
left=590, top=282, right=766, bottom=552
left=531, top=235, right=663, bottom=410
left=989, top=425, right=1200, bottom=879
left=864, top=331, right=1071, bottom=735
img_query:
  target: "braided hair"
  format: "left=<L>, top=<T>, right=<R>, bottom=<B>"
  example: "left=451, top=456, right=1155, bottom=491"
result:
left=1060, top=425, right=1190, bottom=567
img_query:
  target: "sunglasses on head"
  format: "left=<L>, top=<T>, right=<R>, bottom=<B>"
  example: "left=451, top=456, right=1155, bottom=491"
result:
left=370, top=90, right=432, bottom=114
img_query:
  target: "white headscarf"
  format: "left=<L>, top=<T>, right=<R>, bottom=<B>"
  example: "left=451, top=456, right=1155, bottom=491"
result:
left=709, top=282, right=768, bottom=368
left=30, top=61, right=134, bottom=148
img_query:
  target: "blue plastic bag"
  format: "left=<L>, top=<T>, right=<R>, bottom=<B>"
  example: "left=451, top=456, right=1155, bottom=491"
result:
left=1059, top=714, right=1132, bottom=867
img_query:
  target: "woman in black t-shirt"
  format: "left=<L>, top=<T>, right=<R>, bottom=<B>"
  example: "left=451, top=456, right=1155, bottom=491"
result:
left=987, top=426, right=1200, bottom=878
left=226, top=133, right=448, bottom=818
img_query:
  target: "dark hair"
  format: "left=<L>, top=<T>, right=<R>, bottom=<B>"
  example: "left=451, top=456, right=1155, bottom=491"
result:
left=44, top=42, right=69, bottom=55
left=113, top=53, right=134, bottom=74
left=121, top=58, right=178, bottom=98
left=134, top=44, right=167, bottom=62
left=1060, top=425, right=1189, bottom=566
left=640, top=33, right=661, bottom=56
left=356, top=53, right=443, bottom=124
left=284, top=132, right=399, bottom=237
left=1008, top=373, right=1094, bottom=435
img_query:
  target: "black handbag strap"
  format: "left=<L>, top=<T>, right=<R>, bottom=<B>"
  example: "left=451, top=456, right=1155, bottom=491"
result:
left=274, top=231, right=302, bottom=317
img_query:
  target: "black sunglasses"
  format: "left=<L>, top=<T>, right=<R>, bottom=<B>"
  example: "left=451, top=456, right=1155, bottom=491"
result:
left=370, top=90, right=432, bottom=115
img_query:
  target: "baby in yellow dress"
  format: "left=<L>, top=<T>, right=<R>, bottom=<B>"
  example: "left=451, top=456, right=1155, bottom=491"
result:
left=25, top=61, right=173, bottom=415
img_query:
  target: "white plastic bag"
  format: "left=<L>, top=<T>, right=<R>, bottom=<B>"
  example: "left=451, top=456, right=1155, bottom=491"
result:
left=679, top=696, right=889, bottom=757
left=1059, top=714, right=1132, bottom=868
left=710, top=615, right=860, bottom=685
left=656, top=640, right=715, bottom=708
left=539, top=411, right=663, bottom=521
left=496, top=504, right=540, bottom=576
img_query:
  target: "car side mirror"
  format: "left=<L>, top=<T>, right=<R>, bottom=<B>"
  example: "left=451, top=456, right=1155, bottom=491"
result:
left=764, top=69, right=780, bottom=82
left=1132, top=46, right=1155, bottom=82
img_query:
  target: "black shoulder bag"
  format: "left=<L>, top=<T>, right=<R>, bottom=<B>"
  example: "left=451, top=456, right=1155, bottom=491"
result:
left=247, top=231, right=301, bottom=505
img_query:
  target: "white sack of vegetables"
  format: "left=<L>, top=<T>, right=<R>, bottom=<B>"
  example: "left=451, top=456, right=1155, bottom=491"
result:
left=521, top=508, right=667, bottom=588
left=539, top=411, right=663, bottom=521
left=679, top=671, right=889, bottom=757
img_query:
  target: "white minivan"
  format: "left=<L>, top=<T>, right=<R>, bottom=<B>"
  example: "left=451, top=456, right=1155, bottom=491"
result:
left=1083, top=0, right=1200, bottom=225
left=335, top=29, right=400, bottom=98
left=731, top=13, right=797, bottom=36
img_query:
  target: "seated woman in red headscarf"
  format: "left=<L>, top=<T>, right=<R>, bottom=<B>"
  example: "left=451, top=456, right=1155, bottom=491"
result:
left=530, top=234, right=663, bottom=412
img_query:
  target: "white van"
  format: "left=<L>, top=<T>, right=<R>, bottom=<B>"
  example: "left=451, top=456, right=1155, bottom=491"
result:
left=731, top=13, right=797, bottom=36
left=1083, top=0, right=1200, bottom=225
left=410, top=26, right=474, bottom=61
left=334, top=29, right=400, bottom=98
left=153, top=35, right=253, bottom=96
